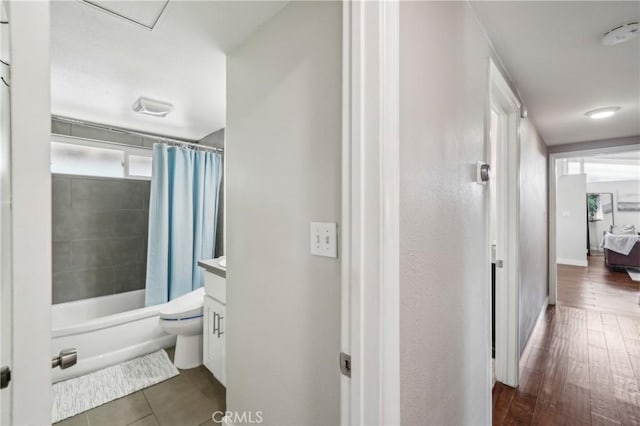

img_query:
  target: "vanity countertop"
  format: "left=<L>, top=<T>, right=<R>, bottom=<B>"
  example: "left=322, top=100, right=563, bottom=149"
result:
left=198, top=258, right=226, bottom=278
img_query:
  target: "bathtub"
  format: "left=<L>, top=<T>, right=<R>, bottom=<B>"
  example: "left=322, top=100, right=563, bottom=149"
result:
left=52, top=290, right=176, bottom=383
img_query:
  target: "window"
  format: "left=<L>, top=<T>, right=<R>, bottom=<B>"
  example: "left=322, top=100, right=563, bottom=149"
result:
left=51, top=135, right=152, bottom=180
left=128, top=155, right=153, bottom=178
left=559, top=154, right=640, bottom=182
left=51, top=142, right=125, bottom=178
left=567, top=160, right=582, bottom=175
left=584, top=161, right=640, bottom=182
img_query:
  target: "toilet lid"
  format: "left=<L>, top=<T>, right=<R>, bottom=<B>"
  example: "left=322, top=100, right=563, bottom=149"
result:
left=159, top=287, right=205, bottom=320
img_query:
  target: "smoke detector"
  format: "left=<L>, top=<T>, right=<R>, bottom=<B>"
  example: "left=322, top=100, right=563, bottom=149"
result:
left=132, top=97, right=173, bottom=118
left=602, top=21, right=639, bottom=46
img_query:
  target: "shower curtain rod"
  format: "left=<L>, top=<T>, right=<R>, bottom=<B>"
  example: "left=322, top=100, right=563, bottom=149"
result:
left=52, top=115, right=224, bottom=154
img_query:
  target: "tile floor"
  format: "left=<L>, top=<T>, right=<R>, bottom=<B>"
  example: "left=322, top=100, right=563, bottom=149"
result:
left=55, top=348, right=225, bottom=426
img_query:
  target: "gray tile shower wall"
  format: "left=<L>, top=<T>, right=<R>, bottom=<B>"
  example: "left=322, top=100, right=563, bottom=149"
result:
left=51, top=118, right=223, bottom=301
left=52, top=174, right=151, bottom=304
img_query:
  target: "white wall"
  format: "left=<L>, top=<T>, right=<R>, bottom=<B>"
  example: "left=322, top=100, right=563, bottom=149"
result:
left=555, top=176, right=637, bottom=262
left=6, top=1, right=52, bottom=424
left=225, top=2, right=341, bottom=425
left=556, top=174, right=587, bottom=266
left=588, top=180, right=640, bottom=231
left=518, top=120, right=548, bottom=352
left=399, top=2, right=526, bottom=424
left=399, top=2, right=550, bottom=422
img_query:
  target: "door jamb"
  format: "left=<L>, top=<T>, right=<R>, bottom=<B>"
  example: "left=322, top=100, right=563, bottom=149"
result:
left=339, top=1, right=351, bottom=424
left=488, top=59, right=521, bottom=388
left=341, top=0, right=400, bottom=424
left=0, top=3, right=10, bottom=423
left=4, top=2, right=52, bottom=425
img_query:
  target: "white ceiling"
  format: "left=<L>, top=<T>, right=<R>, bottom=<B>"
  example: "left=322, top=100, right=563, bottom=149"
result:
left=472, top=1, right=640, bottom=146
left=82, top=1, right=170, bottom=29
left=51, top=0, right=287, bottom=140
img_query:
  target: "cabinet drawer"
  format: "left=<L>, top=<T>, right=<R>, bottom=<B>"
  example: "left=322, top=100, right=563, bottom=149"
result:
left=204, top=272, right=226, bottom=304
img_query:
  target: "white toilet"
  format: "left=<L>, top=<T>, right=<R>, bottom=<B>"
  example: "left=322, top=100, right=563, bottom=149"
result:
left=159, top=287, right=206, bottom=369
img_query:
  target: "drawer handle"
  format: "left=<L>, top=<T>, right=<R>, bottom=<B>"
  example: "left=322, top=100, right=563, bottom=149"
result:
left=217, top=315, right=224, bottom=337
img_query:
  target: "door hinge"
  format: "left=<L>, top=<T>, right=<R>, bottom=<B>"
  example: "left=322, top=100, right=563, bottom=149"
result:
left=0, top=366, right=10, bottom=389
left=340, top=352, right=351, bottom=378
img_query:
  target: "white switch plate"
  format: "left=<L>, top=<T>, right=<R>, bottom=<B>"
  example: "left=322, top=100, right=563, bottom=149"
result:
left=310, top=222, right=338, bottom=258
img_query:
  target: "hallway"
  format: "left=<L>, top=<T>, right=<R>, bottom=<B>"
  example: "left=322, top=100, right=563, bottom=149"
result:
left=493, top=258, right=640, bottom=425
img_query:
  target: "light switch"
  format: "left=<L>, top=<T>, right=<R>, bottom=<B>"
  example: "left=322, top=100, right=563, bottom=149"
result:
left=310, top=222, right=338, bottom=258
left=562, top=210, right=571, bottom=217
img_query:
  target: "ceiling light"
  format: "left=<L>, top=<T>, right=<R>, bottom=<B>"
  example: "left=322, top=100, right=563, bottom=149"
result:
left=602, top=21, right=639, bottom=46
left=585, top=107, right=620, bottom=119
left=133, top=97, right=173, bottom=118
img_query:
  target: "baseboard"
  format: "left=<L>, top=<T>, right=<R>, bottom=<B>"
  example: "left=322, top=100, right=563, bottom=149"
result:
left=519, top=296, right=549, bottom=367
left=557, top=258, right=588, bottom=267
left=491, top=359, right=496, bottom=388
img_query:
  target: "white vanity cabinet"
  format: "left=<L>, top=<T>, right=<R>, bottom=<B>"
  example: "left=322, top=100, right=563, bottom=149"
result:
left=198, top=258, right=227, bottom=386
left=203, top=295, right=226, bottom=386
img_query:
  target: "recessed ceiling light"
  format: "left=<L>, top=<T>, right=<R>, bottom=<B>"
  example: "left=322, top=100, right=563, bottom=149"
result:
left=585, top=106, right=621, bottom=120
left=133, top=97, right=173, bottom=118
left=602, top=21, right=639, bottom=46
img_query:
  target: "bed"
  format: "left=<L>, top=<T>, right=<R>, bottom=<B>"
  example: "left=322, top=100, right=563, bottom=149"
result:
left=602, top=231, right=640, bottom=269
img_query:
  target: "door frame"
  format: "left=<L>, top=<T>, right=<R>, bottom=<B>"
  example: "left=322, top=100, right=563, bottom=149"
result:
left=548, top=143, right=640, bottom=305
left=3, top=1, right=52, bottom=424
left=0, top=3, right=10, bottom=423
left=488, top=59, right=521, bottom=388
left=1, top=2, right=52, bottom=425
left=341, top=0, right=401, bottom=424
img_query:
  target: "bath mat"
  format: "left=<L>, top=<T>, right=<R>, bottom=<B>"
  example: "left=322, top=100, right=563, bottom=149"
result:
left=52, top=349, right=179, bottom=423
left=627, top=267, right=640, bottom=282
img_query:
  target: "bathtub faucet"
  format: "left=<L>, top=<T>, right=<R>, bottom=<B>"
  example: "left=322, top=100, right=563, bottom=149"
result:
left=52, top=348, right=77, bottom=370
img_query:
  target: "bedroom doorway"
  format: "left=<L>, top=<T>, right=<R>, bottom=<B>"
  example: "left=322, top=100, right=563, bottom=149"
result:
left=549, top=146, right=640, bottom=315
left=543, top=147, right=640, bottom=424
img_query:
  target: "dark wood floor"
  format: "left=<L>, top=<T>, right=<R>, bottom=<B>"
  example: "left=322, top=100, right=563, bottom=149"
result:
left=493, top=256, right=640, bottom=425
left=557, top=255, right=640, bottom=318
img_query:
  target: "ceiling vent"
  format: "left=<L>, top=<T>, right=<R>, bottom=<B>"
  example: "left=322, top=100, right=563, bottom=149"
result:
left=82, top=1, right=169, bottom=30
left=602, top=21, right=639, bottom=46
left=133, top=97, right=173, bottom=118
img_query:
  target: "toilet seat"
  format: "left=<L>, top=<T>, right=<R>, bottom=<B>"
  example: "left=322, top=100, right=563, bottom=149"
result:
left=159, top=287, right=205, bottom=320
